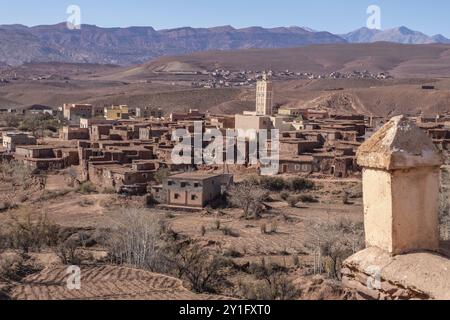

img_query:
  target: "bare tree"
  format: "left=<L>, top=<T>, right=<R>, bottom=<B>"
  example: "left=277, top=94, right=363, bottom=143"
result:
left=0, top=161, right=43, bottom=209
left=154, top=167, right=170, bottom=184
left=107, top=208, right=229, bottom=294
left=305, top=218, right=364, bottom=280
left=439, top=166, right=450, bottom=241
left=227, top=179, right=268, bottom=219
left=107, top=208, right=164, bottom=270
left=163, top=243, right=229, bottom=293
left=239, top=261, right=299, bottom=300
left=5, top=211, right=59, bottom=254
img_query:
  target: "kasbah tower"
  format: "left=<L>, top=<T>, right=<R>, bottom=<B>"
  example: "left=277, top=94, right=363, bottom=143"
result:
left=255, top=73, right=274, bottom=116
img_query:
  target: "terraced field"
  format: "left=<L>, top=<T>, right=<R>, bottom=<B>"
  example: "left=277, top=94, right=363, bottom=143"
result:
left=11, top=265, right=227, bottom=300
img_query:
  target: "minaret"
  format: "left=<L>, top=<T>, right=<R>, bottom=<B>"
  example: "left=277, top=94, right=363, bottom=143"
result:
left=256, top=73, right=274, bottom=116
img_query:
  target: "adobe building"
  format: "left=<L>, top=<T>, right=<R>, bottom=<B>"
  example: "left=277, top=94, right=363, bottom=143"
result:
left=162, top=172, right=231, bottom=209
left=2, top=132, right=37, bottom=152
left=59, top=126, right=90, bottom=141
left=342, top=115, right=450, bottom=300
left=170, top=109, right=205, bottom=122
left=14, top=145, right=78, bottom=170
left=235, top=114, right=273, bottom=132
left=88, top=161, right=156, bottom=194
left=209, top=115, right=236, bottom=129
left=105, top=105, right=130, bottom=120
left=136, top=107, right=164, bottom=119
left=63, top=104, right=93, bottom=125
left=279, top=156, right=316, bottom=174
left=80, top=118, right=114, bottom=129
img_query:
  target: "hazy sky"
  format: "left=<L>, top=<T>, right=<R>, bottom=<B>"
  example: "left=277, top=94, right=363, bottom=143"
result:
left=0, top=0, right=449, bottom=36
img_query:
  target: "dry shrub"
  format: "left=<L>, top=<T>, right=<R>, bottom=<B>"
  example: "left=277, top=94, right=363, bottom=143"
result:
left=154, top=167, right=170, bottom=184
left=222, top=227, right=240, bottom=238
left=0, top=252, right=41, bottom=282
left=223, top=247, right=243, bottom=258
left=39, top=189, right=71, bottom=202
left=4, top=211, right=59, bottom=254
left=292, top=255, right=301, bottom=267
left=259, top=176, right=287, bottom=191
left=200, top=225, right=206, bottom=236
left=260, top=223, right=267, bottom=235
left=342, top=193, right=351, bottom=205
left=79, top=198, right=95, bottom=207
left=77, top=182, right=97, bottom=194
left=269, top=221, right=278, bottom=234
left=289, top=178, right=315, bottom=192
left=439, top=166, right=450, bottom=240
left=0, top=161, right=43, bottom=208
left=306, top=218, right=365, bottom=279
left=287, top=196, right=300, bottom=208
left=299, top=195, right=318, bottom=203
left=55, top=240, right=83, bottom=265
left=240, top=260, right=299, bottom=300
left=228, top=179, right=268, bottom=219
left=106, top=208, right=231, bottom=294
left=107, top=208, right=165, bottom=270
left=163, top=243, right=231, bottom=294
left=280, top=192, right=290, bottom=201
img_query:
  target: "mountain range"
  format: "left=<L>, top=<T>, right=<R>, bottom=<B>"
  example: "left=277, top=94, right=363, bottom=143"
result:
left=341, top=26, right=450, bottom=44
left=0, top=23, right=449, bottom=66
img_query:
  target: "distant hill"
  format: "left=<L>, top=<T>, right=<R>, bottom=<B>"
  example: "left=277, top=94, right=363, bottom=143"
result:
left=0, top=23, right=345, bottom=66
left=2, top=23, right=450, bottom=66
left=341, top=26, right=450, bottom=44
left=108, top=42, right=450, bottom=79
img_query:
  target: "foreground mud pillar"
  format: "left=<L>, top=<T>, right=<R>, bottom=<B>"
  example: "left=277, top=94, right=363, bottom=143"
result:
left=357, top=115, right=442, bottom=255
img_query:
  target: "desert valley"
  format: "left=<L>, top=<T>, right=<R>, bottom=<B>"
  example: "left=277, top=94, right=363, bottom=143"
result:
left=0, top=17, right=450, bottom=303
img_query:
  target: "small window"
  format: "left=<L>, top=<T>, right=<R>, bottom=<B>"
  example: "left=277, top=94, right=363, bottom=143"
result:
left=191, top=195, right=198, bottom=201
left=168, top=181, right=173, bottom=186
left=174, top=194, right=180, bottom=200
left=194, top=183, right=200, bottom=188
left=181, top=182, right=187, bottom=188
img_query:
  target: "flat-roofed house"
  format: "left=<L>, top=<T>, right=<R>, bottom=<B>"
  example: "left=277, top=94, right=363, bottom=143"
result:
left=163, top=172, right=232, bottom=208
left=105, top=105, right=130, bottom=120
left=63, top=104, right=93, bottom=125
left=2, top=132, right=37, bottom=152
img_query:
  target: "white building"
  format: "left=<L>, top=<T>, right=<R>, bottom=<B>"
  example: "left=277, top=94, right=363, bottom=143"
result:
left=255, top=73, right=274, bottom=116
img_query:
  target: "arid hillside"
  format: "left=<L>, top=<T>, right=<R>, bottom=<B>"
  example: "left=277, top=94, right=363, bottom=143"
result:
left=0, top=78, right=244, bottom=113
left=2, top=43, right=450, bottom=116
left=271, top=78, right=450, bottom=116
left=2, top=74, right=450, bottom=117
left=114, top=42, right=450, bottom=79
